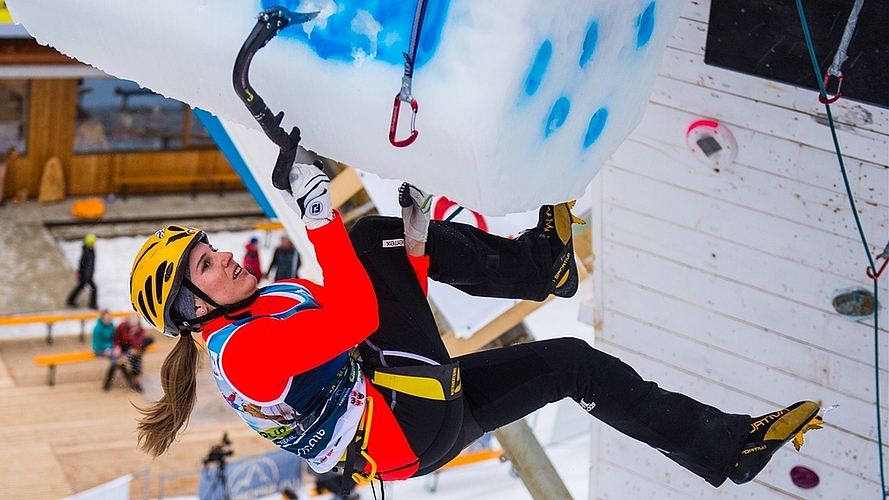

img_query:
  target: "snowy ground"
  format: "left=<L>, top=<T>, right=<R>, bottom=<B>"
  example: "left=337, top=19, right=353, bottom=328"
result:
left=1, top=228, right=288, bottom=340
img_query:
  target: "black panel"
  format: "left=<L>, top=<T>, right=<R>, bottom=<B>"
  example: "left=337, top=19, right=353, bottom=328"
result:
left=706, top=0, right=888, bottom=108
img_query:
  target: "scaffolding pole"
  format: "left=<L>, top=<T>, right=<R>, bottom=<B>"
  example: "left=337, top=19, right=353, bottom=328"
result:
left=493, top=419, right=574, bottom=500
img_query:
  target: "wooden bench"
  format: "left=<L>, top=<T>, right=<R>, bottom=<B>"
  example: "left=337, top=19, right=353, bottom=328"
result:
left=114, top=172, right=242, bottom=199
left=33, top=343, right=157, bottom=387
left=0, top=310, right=132, bottom=344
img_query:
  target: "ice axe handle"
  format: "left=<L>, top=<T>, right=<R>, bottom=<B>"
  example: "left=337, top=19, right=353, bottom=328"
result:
left=271, top=127, right=301, bottom=193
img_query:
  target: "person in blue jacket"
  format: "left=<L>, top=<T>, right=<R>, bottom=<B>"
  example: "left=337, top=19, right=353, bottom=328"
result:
left=92, top=309, right=115, bottom=356
left=266, top=235, right=299, bottom=280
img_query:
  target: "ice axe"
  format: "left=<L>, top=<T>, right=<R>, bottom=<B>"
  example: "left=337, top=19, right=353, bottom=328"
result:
left=232, top=6, right=318, bottom=193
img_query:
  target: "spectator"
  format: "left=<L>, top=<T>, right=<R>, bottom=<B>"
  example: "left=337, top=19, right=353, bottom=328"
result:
left=92, top=309, right=115, bottom=357
left=104, top=314, right=153, bottom=392
left=266, top=235, right=299, bottom=280
left=243, top=237, right=261, bottom=278
left=66, top=233, right=98, bottom=309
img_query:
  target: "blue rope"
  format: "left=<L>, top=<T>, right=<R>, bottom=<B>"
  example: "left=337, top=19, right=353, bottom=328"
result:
left=794, top=2, right=887, bottom=497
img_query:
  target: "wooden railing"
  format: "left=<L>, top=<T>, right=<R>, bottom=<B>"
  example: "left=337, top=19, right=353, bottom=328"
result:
left=0, top=310, right=133, bottom=344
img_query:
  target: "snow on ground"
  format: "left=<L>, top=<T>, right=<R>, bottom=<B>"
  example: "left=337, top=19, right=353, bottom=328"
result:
left=1, top=228, right=287, bottom=340
left=58, top=228, right=285, bottom=313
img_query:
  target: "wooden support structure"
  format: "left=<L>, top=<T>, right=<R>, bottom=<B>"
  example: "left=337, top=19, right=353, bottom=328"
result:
left=493, top=419, right=574, bottom=500
left=329, top=167, right=364, bottom=208
left=441, top=258, right=587, bottom=357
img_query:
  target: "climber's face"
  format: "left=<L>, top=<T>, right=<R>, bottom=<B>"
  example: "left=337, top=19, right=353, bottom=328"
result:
left=188, top=242, right=258, bottom=309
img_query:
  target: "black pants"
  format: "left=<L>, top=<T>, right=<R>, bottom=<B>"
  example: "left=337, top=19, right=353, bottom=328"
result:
left=349, top=217, right=750, bottom=486
left=67, top=279, right=98, bottom=308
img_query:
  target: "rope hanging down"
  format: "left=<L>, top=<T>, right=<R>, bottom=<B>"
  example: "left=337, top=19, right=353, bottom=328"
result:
left=389, top=0, right=429, bottom=147
left=795, top=2, right=887, bottom=498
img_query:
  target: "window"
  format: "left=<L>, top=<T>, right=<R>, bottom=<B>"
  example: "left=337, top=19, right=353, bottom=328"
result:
left=0, top=80, right=28, bottom=156
left=75, top=77, right=214, bottom=153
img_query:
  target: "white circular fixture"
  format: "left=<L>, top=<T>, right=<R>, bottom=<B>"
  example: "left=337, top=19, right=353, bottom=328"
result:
left=686, top=119, right=738, bottom=168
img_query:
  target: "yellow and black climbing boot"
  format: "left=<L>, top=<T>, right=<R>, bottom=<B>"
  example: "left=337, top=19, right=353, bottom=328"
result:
left=535, top=201, right=585, bottom=298
left=729, top=400, right=821, bottom=485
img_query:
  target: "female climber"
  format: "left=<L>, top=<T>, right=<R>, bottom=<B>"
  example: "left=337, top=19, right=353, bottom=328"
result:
left=129, top=161, right=821, bottom=491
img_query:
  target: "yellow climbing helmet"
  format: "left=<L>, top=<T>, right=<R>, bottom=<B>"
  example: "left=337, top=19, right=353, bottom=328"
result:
left=130, top=225, right=207, bottom=336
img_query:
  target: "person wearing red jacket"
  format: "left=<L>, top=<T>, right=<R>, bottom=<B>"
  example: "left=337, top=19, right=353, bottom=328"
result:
left=129, top=162, right=820, bottom=493
left=105, top=314, right=152, bottom=392
left=243, top=236, right=262, bottom=278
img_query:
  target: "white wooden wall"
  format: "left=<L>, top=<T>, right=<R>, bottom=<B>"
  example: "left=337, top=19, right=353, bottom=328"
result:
left=589, top=0, right=888, bottom=498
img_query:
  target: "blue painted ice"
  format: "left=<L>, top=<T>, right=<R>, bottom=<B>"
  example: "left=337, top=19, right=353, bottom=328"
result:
left=261, top=0, right=450, bottom=68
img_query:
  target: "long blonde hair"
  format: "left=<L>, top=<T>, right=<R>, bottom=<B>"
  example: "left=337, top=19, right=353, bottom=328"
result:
left=136, top=331, right=200, bottom=457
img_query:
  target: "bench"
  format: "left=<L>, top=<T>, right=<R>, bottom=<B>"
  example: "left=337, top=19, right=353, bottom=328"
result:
left=0, top=310, right=133, bottom=344
left=114, top=172, right=242, bottom=199
left=33, top=343, right=157, bottom=387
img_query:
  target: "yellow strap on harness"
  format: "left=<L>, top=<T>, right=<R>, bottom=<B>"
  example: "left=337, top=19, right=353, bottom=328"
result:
left=366, top=363, right=462, bottom=401
left=370, top=371, right=447, bottom=400
left=351, top=396, right=377, bottom=484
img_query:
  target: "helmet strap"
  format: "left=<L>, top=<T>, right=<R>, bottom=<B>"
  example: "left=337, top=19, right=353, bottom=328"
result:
left=177, top=287, right=261, bottom=334
left=182, top=278, right=221, bottom=309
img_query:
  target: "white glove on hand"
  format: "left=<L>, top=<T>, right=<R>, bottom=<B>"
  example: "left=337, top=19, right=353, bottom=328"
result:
left=399, top=182, right=432, bottom=243
left=278, top=162, right=333, bottom=229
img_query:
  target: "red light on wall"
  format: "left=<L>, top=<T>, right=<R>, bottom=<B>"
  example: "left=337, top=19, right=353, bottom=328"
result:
left=685, top=119, right=738, bottom=168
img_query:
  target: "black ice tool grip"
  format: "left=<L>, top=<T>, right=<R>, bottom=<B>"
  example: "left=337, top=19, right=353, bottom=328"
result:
left=232, top=7, right=318, bottom=193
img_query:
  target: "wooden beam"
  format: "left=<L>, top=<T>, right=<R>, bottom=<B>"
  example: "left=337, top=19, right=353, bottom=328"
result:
left=441, top=253, right=586, bottom=357
left=442, top=299, right=549, bottom=357
left=493, top=420, right=574, bottom=500
left=330, top=167, right=363, bottom=208
left=0, top=39, right=81, bottom=66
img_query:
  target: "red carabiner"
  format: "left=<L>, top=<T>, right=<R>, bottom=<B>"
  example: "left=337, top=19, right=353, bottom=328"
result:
left=866, top=257, right=888, bottom=280
left=819, top=72, right=843, bottom=104
left=389, top=94, right=418, bottom=147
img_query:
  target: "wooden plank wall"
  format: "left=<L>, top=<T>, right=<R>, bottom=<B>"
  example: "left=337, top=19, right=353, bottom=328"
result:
left=68, top=148, right=236, bottom=196
left=589, top=1, right=888, bottom=498
left=3, top=78, right=78, bottom=199
left=1, top=77, right=242, bottom=199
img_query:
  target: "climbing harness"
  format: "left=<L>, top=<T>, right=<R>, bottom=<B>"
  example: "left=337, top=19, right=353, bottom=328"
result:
left=339, top=350, right=464, bottom=496
left=341, top=395, right=377, bottom=496
left=364, top=361, right=462, bottom=401
left=389, top=0, right=429, bottom=147
left=819, top=0, right=865, bottom=104
left=341, top=361, right=463, bottom=499
left=233, top=6, right=318, bottom=192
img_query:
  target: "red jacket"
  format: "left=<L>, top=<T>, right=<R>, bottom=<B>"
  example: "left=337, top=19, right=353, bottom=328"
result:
left=202, top=213, right=424, bottom=479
